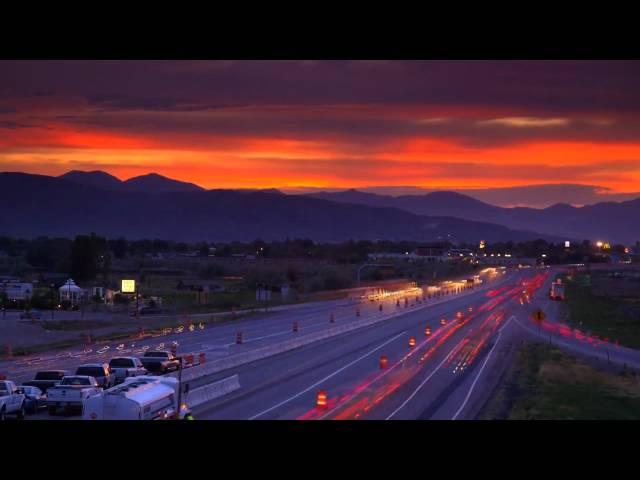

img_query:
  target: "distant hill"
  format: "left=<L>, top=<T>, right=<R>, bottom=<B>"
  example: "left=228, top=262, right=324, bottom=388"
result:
left=306, top=189, right=640, bottom=244
left=59, top=170, right=203, bottom=193
left=59, top=170, right=123, bottom=190
left=0, top=172, right=558, bottom=243
left=122, top=173, right=204, bottom=193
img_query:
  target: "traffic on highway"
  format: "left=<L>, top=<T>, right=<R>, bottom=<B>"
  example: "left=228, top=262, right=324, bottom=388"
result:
left=3, top=265, right=638, bottom=421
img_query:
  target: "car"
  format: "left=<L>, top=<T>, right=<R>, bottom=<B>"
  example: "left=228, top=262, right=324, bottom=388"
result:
left=23, top=370, right=68, bottom=394
left=19, top=310, right=42, bottom=320
left=74, top=363, right=116, bottom=389
left=19, top=385, right=46, bottom=414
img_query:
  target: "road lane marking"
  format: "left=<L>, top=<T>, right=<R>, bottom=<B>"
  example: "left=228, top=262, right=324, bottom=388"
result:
left=248, top=330, right=407, bottom=420
left=451, top=316, right=512, bottom=420
left=385, top=337, right=467, bottom=420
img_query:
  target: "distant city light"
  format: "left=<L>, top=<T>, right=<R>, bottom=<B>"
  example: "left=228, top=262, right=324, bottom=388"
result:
left=565, top=241, right=570, bottom=248
left=541, top=254, right=547, bottom=258
left=596, top=241, right=603, bottom=248
left=479, top=240, right=486, bottom=249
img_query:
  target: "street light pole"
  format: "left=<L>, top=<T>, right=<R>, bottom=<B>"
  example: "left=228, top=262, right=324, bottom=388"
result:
left=176, top=355, right=183, bottom=420
left=50, top=283, right=55, bottom=320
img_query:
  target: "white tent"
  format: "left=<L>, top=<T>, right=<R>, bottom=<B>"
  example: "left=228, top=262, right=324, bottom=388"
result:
left=59, top=278, right=84, bottom=306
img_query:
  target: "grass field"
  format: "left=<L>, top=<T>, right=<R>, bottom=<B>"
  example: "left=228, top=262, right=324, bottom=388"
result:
left=480, top=343, right=640, bottom=420
left=560, top=273, right=640, bottom=348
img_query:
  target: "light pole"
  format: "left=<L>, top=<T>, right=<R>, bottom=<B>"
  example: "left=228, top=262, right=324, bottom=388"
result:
left=176, top=355, right=184, bottom=420
left=50, top=283, right=55, bottom=320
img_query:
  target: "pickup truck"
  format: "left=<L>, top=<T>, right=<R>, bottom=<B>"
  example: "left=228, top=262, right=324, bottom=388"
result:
left=46, top=376, right=102, bottom=415
left=108, top=357, right=147, bottom=383
left=0, top=380, right=26, bottom=420
left=23, top=370, right=69, bottom=394
left=75, top=363, right=116, bottom=389
left=140, top=351, right=180, bottom=374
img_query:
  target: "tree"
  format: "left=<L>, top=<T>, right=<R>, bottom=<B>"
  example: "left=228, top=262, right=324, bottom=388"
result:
left=70, top=233, right=109, bottom=282
left=198, top=242, right=210, bottom=257
left=109, top=237, right=128, bottom=259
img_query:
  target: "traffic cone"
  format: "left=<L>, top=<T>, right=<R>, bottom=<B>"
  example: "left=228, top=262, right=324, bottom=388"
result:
left=379, top=355, right=388, bottom=369
left=316, top=390, right=328, bottom=409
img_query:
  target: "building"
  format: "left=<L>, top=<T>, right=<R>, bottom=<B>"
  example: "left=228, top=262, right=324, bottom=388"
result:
left=59, top=279, right=85, bottom=306
left=477, top=255, right=537, bottom=266
left=415, top=243, right=448, bottom=258
left=446, top=248, right=475, bottom=260
left=367, top=252, right=420, bottom=261
left=0, top=280, right=33, bottom=301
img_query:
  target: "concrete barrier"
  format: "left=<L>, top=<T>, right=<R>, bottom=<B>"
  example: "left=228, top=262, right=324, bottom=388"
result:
left=186, top=374, right=241, bottom=407
left=169, top=275, right=508, bottom=383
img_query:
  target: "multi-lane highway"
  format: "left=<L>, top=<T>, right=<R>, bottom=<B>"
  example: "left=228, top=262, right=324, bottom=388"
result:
left=10, top=263, right=635, bottom=420
left=192, top=265, right=640, bottom=420
left=0, top=274, right=489, bottom=387
left=191, top=267, right=536, bottom=419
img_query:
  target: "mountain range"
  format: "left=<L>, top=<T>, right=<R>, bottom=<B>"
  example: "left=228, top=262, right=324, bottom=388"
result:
left=0, top=172, right=562, bottom=243
left=59, top=170, right=204, bottom=193
left=306, top=189, right=640, bottom=244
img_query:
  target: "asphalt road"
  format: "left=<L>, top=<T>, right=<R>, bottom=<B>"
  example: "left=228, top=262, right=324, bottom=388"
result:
left=1, top=271, right=497, bottom=387
left=17, top=263, right=640, bottom=421
left=189, top=264, right=640, bottom=421
left=191, top=268, right=528, bottom=419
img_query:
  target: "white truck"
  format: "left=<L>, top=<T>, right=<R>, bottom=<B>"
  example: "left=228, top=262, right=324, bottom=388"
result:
left=82, top=376, right=191, bottom=420
left=108, top=357, right=147, bottom=383
left=0, top=380, right=26, bottom=420
left=46, top=375, right=102, bottom=415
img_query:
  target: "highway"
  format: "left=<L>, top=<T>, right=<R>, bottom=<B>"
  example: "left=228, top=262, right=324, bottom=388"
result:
left=191, top=267, right=531, bottom=419
left=14, top=263, right=637, bottom=420
left=193, top=265, right=640, bottom=420
left=0, top=273, right=491, bottom=387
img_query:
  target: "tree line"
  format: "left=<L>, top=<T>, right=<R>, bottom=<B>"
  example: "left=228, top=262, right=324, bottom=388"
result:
left=0, top=234, right=631, bottom=283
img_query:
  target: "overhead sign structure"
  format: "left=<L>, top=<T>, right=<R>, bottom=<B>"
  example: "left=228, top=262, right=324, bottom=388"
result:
left=121, top=279, right=136, bottom=294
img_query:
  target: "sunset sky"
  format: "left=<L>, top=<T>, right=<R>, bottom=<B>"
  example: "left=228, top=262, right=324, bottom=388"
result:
left=1, top=60, right=640, bottom=205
